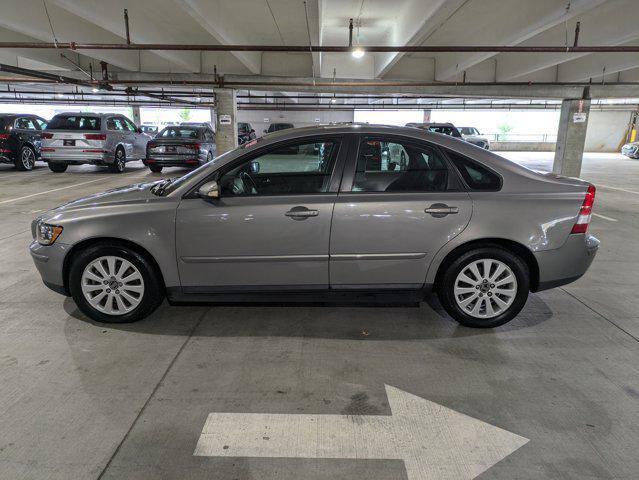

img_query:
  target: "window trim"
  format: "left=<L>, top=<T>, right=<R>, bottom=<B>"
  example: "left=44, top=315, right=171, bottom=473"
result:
left=340, top=133, right=464, bottom=194
left=184, top=134, right=347, bottom=199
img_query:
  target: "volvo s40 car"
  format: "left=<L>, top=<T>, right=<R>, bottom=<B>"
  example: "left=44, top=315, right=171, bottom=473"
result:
left=30, top=124, right=599, bottom=328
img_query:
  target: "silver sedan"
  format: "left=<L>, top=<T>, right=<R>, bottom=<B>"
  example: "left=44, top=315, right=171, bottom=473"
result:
left=30, top=124, right=599, bottom=328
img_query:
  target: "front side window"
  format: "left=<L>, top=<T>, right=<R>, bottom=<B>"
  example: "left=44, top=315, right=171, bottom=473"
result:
left=107, top=117, right=126, bottom=131
left=352, top=138, right=450, bottom=193
left=122, top=117, right=137, bottom=132
left=219, top=140, right=338, bottom=196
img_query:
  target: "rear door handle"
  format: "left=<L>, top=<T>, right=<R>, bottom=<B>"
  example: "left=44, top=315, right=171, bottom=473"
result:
left=425, top=204, right=459, bottom=217
left=285, top=207, right=319, bottom=220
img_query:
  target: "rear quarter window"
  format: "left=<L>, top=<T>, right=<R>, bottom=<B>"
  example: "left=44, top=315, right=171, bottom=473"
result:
left=446, top=150, right=501, bottom=191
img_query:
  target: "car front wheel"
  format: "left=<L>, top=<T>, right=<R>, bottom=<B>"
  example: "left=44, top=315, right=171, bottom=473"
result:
left=149, top=164, right=163, bottom=173
left=69, top=243, right=164, bottom=323
left=437, top=247, right=529, bottom=328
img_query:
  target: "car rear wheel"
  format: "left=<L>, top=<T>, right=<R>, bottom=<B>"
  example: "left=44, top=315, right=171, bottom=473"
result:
left=48, top=162, right=68, bottom=173
left=69, top=243, right=164, bottom=323
left=109, top=147, right=126, bottom=173
left=16, top=145, right=36, bottom=171
left=149, top=165, right=163, bottom=173
left=437, top=247, right=529, bottom=328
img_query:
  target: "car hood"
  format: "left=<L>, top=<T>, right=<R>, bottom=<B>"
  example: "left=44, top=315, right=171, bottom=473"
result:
left=47, top=181, right=163, bottom=213
left=462, top=134, right=489, bottom=142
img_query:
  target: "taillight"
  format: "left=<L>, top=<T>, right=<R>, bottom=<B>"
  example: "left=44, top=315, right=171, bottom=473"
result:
left=0, top=134, right=10, bottom=139
left=41, top=132, right=53, bottom=139
left=85, top=133, right=106, bottom=140
left=571, top=184, right=596, bottom=234
left=184, top=143, right=200, bottom=150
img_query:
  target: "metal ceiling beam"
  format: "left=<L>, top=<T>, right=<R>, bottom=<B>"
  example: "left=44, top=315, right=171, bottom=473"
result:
left=0, top=42, right=638, bottom=53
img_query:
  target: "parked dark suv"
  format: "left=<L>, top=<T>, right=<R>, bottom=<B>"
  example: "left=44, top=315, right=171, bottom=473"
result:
left=0, top=114, right=48, bottom=171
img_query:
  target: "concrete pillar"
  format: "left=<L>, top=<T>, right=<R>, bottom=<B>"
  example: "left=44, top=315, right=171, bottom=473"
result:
left=214, top=89, right=237, bottom=154
left=131, top=105, right=141, bottom=125
left=553, top=98, right=590, bottom=177
left=423, top=110, right=431, bottom=123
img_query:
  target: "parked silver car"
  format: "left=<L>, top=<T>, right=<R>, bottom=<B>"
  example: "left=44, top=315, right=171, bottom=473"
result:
left=459, top=127, right=491, bottom=150
left=30, top=124, right=599, bottom=328
left=41, top=112, right=151, bottom=173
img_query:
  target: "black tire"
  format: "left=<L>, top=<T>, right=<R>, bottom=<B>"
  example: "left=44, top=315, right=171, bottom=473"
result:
left=48, top=162, right=68, bottom=173
left=149, top=165, right=163, bottom=173
left=437, top=246, right=530, bottom=328
left=15, top=145, right=36, bottom=171
left=68, top=242, right=164, bottom=323
left=109, top=147, right=126, bottom=173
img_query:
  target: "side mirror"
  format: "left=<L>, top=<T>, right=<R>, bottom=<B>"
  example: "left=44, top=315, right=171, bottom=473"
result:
left=250, top=160, right=260, bottom=174
left=197, top=180, right=219, bottom=200
left=136, top=127, right=143, bottom=134
left=250, top=129, right=255, bottom=134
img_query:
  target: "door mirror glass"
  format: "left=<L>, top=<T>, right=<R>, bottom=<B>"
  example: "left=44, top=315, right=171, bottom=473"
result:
left=198, top=180, right=219, bottom=199
left=250, top=160, right=260, bottom=174
left=137, top=127, right=143, bottom=134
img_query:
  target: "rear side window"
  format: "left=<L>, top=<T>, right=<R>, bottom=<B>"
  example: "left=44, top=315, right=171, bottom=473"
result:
left=47, top=115, right=101, bottom=131
left=447, top=150, right=501, bottom=190
left=352, top=138, right=450, bottom=193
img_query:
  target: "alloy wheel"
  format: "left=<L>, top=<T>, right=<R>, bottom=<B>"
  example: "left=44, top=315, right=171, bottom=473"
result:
left=453, top=258, right=517, bottom=319
left=81, top=256, right=145, bottom=315
left=21, top=147, right=35, bottom=170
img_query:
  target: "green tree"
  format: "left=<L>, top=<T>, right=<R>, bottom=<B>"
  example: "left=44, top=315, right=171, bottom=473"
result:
left=497, top=122, right=513, bottom=141
left=179, top=108, right=192, bottom=122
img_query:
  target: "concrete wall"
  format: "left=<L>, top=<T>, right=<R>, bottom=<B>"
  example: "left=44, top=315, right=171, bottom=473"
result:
left=585, top=110, right=633, bottom=152
left=491, top=142, right=555, bottom=152
left=237, top=110, right=354, bottom=135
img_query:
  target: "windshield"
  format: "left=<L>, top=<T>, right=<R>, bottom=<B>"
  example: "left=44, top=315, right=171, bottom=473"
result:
left=47, top=115, right=101, bottom=130
left=158, top=126, right=201, bottom=139
left=268, top=123, right=293, bottom=132
left=459, top=127, right=477, bottom=135
left=151, top=148, right=237, bottom=196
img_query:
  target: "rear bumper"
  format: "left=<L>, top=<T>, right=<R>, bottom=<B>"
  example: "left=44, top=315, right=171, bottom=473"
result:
left=534, top=234, right=599, bottom=291
left=42, top=149, right=111, bottom=164
left=29, top=240, right=70, bottom=296
left=146, top=155, right=200, bottom=167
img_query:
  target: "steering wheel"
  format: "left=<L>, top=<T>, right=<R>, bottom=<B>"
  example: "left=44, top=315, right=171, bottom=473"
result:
left=239, top=171, right=258, bottom=195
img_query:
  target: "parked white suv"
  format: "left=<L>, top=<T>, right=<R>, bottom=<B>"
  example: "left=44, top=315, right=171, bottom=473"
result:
left=459, top=127, right=491, bottom=150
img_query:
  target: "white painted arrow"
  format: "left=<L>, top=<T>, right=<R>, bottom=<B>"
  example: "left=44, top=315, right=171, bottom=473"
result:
left=194, top=385, right=529, bottom=480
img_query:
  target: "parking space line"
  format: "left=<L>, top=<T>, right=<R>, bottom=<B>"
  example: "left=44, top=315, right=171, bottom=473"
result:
left=0, top=172, right=145, bottom=205
left=596, top=184, right=639, bottom=196
left=593, top=213, right=618, bottom=222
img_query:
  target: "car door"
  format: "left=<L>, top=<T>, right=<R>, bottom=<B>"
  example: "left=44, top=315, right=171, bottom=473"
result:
left=118, top=116, right=137, bottom=158
left=329, top=134, right=473, bottom=289
left=14, top=117, right=38, bottom=150
left=175, top=135, right=347, bottom=291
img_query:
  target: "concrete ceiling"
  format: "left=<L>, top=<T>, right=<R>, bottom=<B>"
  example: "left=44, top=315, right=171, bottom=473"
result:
left=0, top=0, right=638, bottom=94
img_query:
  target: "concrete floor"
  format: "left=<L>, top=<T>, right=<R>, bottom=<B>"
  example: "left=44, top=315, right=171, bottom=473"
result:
left=0, top=153, right=637, bottom=479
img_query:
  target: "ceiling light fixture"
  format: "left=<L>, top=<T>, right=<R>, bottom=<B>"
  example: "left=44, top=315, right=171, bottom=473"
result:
left=351, top=47, right=365, bottom=59
left=348, top=18, right=365, bottom=59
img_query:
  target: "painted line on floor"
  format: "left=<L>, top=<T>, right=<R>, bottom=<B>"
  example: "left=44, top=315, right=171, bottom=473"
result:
left=592, top=213, right=618, bottom=222
left=194, top=384, right=529, bottom=480
left=0, top=171, right=146, bottom=205
left=596, top=184, right=639, bottom=196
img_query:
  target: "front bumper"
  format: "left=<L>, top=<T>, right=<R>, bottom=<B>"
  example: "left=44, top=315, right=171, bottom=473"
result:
left=29, top=240, right=71, bottom=296
left=534, top=233, right=599, bottom=291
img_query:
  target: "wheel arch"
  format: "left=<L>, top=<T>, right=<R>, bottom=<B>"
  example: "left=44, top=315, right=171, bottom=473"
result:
left=62, top=237, right=166, bottom=295
left=432, top=238, right=539, bottom=293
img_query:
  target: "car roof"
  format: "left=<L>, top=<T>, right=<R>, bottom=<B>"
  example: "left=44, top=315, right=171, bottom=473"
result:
left=51, top=112, right=123, bottom=118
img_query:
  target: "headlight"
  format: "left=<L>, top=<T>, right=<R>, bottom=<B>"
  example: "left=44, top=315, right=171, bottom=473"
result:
left=36, top=222, right=63, bottom=245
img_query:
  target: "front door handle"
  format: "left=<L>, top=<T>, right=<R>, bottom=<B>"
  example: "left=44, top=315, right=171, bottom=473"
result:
left=425, top=203, right=459, bottom=217
left=285, top=206, right=319, bottom=220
